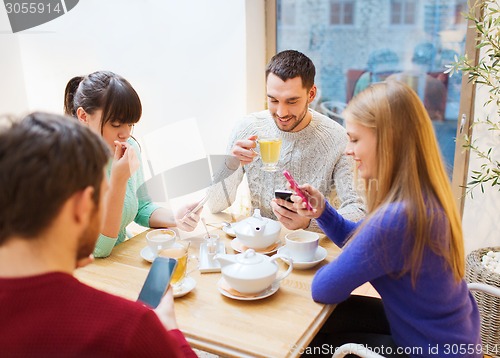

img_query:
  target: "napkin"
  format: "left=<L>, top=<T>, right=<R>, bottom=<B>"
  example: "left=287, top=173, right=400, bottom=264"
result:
left=239, top=241, right=280, bottom=253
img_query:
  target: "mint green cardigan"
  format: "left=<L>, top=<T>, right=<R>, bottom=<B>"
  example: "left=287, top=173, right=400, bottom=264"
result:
left=93, top=139, right=159, bottom=258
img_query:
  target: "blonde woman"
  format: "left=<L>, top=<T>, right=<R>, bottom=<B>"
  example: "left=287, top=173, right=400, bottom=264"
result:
left=294, top=81, right=480, bottom=357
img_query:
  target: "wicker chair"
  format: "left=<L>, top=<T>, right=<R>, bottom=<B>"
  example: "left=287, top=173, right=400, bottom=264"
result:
left=466, top=247, right=500, bottom=358
left=331, top=283, right=500, bottom=358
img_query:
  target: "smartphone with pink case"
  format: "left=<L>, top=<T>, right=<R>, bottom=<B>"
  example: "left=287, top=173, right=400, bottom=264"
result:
left=282, top=170, right=313, bottom=211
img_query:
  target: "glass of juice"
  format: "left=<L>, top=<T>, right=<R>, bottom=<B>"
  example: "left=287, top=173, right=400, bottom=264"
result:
left=258, top=137, right=282, bottom=172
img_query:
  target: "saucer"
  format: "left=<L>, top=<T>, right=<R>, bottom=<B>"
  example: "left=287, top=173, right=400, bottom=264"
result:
left=222, top=224, right=236, bottom=237
left=140, top=246, right=156, bottom=263
left=217, top=278, right=279, bottom=301
left=230, top=238, right=281, bottom=255
left=173, top=276, right=196, bottom=298
left=277, top=246, right=327, bottom=269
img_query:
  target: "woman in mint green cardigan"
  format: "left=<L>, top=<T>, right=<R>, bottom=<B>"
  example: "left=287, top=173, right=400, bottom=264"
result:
left=64, top=71, right=201, bottom=258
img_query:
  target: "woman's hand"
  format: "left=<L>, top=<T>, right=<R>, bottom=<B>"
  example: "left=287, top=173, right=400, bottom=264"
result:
left=291, top=183, right=326, bottom=219
left=175, top=202, right=202, bottom=232
left=110, top=141, right=140, bottom=183
left=154, top=286, right=178, bottom=330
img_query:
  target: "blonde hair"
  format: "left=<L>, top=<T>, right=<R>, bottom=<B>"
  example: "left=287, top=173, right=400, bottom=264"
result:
left=344, top=80, right=464, bottom=284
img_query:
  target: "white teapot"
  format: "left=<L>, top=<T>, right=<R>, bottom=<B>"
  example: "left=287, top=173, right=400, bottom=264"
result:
left=232, top=209, right=281, bottom=249
left=214, top=249, right=293, bottom=294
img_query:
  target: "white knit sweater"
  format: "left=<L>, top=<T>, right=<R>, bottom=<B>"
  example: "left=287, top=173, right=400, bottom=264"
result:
left=207, top=109, right=365, bottom=232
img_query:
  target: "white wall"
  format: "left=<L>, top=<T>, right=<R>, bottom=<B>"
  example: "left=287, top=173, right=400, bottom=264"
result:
left=1, top=0, right=266, bottom=156
left=0, top=11, right=28, bottom=114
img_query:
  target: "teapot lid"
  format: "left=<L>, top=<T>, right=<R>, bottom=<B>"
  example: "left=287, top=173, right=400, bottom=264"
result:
left=237, top=249, right=264, bottom=265
left=245, top=209, right=267, bottom=230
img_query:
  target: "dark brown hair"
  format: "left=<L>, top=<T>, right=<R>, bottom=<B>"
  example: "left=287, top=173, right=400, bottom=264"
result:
left=0, top=112, right=110, bottom=244
left=265, top=50, right=316, bottom=90
left=63, top=71, right=142, bottom=134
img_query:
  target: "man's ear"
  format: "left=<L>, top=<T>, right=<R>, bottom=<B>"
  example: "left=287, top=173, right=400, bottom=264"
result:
left=73, top=186, right=95, bottom=226
left=308, top=85, right=317, bottom=104
left=76, top=107, right=88, bottom=124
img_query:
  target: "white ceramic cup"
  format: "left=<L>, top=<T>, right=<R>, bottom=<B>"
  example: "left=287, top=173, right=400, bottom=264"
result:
left=285, top=230, right=320, bottom=262
left=146, top=229, right=176, bottom=258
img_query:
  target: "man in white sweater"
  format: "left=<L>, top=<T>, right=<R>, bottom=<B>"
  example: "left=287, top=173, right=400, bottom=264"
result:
left=207, top=50, right=365, bottom=232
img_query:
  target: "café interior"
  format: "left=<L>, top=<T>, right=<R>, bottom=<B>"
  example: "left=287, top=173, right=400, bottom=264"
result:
left=1, top=0, right=499, bottom=357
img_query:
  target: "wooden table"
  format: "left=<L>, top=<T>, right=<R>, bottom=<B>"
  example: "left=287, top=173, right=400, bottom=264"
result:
left=75, top=212, right=343, bottom=358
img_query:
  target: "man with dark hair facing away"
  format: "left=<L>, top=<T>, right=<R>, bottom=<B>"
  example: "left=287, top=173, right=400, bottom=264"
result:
left=0, top=112, right=196, bottom=357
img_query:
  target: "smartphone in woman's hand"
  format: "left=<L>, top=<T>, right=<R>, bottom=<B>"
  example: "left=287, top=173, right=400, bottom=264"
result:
left=283, top=170, right=313, bottom=210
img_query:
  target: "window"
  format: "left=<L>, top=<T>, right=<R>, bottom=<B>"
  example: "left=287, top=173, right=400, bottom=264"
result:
left=275, top=0, right=470, bottom=176
left=390, top=0, right=416, bottom=25
left=278, top=0, right=296, bottom=26
left=454, top=1, right=467, bottom=25
left=329, top=0, right=354, bottom=25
